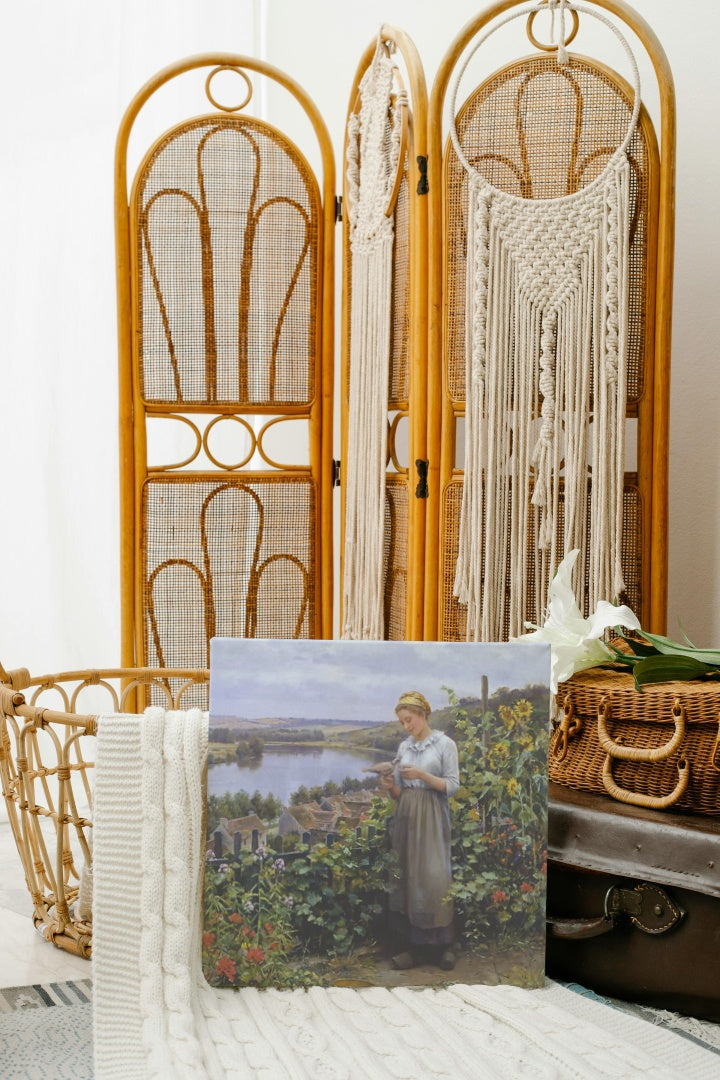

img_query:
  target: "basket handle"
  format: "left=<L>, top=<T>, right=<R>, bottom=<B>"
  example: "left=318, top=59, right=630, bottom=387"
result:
left=550, top=697, right=583, bottom=762
left=602, top=755, right=690, bottom=809
left=597, top=698, right=686, bottom=762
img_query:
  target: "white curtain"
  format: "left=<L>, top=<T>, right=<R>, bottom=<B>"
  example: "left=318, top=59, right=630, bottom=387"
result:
left=0, top=0, right=264, bottom=673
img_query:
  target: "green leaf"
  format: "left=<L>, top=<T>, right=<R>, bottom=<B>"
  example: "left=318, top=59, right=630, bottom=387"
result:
left=634, top=630, right=720, bottom=666
left=676, top=621, right=696, bottom=649
left=603, top=642, right=640, bottom=666
left=617, top=636, right=660, bottom=658
left=632, top=654, right=719, bottom=689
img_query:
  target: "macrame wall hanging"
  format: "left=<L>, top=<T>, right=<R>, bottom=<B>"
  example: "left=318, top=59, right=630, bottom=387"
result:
left=449, top=0, right=641, bottom=641
left=342, top=37, right=407, bottom=639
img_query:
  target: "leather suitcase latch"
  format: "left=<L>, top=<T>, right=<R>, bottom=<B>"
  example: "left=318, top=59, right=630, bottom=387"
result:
left=605, top=882, right=685, bottom=935
left=548, top=882, right=685, bottom=940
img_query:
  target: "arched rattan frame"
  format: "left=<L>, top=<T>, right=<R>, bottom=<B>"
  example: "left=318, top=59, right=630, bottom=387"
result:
left=424, top=0, right=675, bottom=640
left=115, top=55, right=336, bottom=683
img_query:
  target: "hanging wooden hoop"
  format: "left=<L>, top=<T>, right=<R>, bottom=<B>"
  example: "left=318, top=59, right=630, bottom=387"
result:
left=448, top=1, right=642, bottom=202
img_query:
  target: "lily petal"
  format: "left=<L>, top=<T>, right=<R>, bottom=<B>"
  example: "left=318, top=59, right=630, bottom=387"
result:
left=513, top=549, right=640, bottom=694
left=586, top=600, right=641, bottom=640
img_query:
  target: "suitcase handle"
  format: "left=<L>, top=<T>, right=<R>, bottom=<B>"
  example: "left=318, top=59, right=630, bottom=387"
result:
left=548, top=883, right=685, bottom=939
left=602, top=754, right=690, bottom=809
left=597, top=698, right=686, bottom=762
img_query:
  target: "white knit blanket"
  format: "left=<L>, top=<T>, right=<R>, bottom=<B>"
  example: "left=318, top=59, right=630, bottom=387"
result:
left=92, top=709, right=717, bottom=1079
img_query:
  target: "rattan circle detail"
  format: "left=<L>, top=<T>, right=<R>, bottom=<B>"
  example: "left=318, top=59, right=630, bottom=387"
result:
left=203, top=415, right=256, bottom=471
left=205, top=65, right=253, bottom=112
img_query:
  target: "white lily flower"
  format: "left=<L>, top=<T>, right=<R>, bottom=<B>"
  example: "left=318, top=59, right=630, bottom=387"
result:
left=514, top=549, right=641, bottom=694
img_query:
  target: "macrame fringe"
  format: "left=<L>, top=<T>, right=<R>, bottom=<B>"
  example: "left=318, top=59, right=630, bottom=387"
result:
left=453, top=159, right=633, bottom=641
left=342, top=40, right=402, bottom=640
left=449, top=1, right=641, bottom=642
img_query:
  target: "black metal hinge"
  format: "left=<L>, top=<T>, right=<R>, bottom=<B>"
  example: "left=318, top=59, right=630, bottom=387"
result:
left=335, top=195, right=343, bottom=222
left=332, top=459, right=341, bottom=487
left=416, top=156, right=429, bottom=195
left=415, top=459, right=429, bottom=498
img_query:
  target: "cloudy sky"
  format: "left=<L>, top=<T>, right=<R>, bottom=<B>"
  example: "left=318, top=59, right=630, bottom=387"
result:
left=210, top=638, right=550, bottom=723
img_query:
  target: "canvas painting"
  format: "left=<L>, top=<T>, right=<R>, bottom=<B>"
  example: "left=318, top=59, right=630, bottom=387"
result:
left=203, top=638, right=551, bottom=990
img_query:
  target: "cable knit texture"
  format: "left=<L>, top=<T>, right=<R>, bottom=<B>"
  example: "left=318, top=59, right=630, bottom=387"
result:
left=93, top=709, right=717, bottom=1079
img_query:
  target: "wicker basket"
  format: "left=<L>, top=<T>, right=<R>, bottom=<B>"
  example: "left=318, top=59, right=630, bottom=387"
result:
left=0, top=662, right=208, bottom=958
left=553, top=667, right=720, bottom=814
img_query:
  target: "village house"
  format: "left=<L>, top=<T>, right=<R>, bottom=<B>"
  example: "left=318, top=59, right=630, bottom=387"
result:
left=210, top=813, right=268, bottom=857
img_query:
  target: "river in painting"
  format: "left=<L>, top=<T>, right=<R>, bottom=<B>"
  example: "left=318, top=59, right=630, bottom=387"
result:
left=206, top=746, right=381, bottom=804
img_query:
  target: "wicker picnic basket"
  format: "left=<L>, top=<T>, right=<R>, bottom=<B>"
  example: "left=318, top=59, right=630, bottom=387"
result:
left=552, top=667, right=720, bottom=814
left=0, top=662, right=208, bottom=958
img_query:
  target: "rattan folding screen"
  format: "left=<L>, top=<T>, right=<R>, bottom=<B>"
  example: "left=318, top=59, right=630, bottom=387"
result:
left=116, top=2, right=674, bottom=663
left=424, top=0, right=674, bottom=641
left=116, top=56, right=335, bottom=696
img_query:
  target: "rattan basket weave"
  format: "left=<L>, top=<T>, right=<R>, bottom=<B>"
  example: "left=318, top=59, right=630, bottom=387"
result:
left=0, top=663, right=208, bottom=957
left=553, top=667, right=720, bottom=814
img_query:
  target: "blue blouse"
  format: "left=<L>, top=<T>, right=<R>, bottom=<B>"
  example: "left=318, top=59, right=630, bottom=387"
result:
left=393, top=730, right=460, bottom=797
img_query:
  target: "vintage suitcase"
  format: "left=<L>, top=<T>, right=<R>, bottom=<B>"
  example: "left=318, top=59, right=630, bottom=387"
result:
left=546, top=782, right=720, bottom=1021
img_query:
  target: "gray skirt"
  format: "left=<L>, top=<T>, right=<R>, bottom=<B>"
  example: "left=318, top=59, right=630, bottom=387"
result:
left=389, top=787, right=454, bottom=933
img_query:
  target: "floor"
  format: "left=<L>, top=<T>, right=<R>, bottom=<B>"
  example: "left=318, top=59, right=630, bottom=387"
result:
left=0, top=807, right=91, bottom=990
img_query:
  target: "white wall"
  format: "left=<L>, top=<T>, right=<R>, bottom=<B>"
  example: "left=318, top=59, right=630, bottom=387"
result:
left=0, top=0, right=718, bottom=677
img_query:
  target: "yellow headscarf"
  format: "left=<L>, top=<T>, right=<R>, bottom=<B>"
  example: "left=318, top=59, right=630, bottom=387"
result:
left=395, top=690, right=431, bottom=715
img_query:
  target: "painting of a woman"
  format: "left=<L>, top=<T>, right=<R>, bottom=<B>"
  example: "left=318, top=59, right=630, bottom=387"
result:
left=380, top=690, right=460, bottom=971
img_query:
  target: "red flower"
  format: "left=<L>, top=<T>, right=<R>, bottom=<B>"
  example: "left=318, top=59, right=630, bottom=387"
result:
left=229, top=912, right=242, bottom=924
left=215, top=955, right=237, bottom=981
left=264, top=922, right=273, bottom=933
left=202, top=932, right=216, bottom=948
left=247, top=930, right=255, bottom=940
left=492, top=890, right=508, bottom=903
left=520, top=882, right=533, bottom=893
left=246, top=947, right=265, bottom=964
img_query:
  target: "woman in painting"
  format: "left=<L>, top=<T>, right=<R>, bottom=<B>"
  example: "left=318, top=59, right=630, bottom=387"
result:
left=380, top=690, right=460, bottom=971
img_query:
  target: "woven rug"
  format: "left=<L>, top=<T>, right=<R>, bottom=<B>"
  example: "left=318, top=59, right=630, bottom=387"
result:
left=0, top=979, right=93, bottom=1080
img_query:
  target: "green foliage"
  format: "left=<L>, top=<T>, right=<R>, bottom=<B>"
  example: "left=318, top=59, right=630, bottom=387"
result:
left=203, top=799, right=397, bottom=985
left=206, top=790, right=283, bottom=833
left=444, top=685, right=548, bottom=949
left=283, top=798, right=397, bottom=956
left=289, top=775, right=377, bottom=805
left=235, top=735, right=264, bottom=761
left=203, top=853, right=315, bottom=989
left=607, top=631, right=720, bottom=689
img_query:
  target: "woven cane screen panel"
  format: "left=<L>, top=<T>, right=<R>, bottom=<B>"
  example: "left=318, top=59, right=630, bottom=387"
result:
left=439, top=479, right=642, bottom=642
left=445, top=56, right=651, bottom=405
left=135, top=117, right=320, bottom=407
left=142, top=475, right=316, bottom=672
left=390, top=170, right=410, bottom=405
left=383, top=477, right=409, bottom=640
